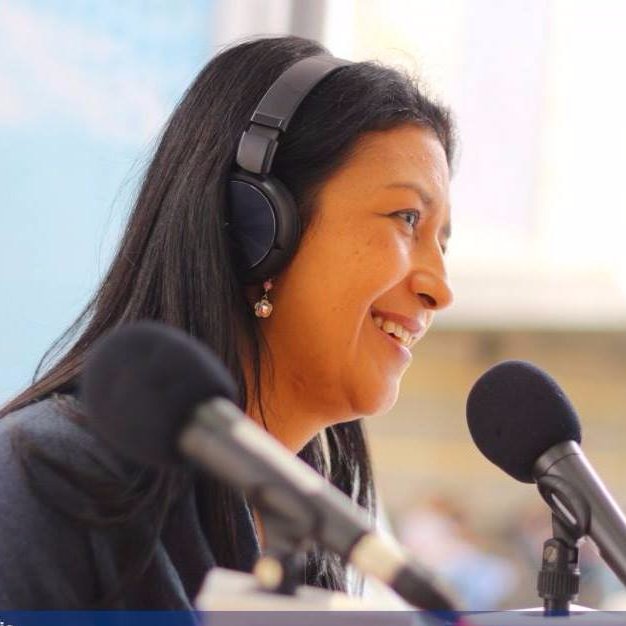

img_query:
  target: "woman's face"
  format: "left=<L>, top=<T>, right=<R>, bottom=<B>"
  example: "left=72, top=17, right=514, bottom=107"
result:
left=261, top=124, right=453, bottom=427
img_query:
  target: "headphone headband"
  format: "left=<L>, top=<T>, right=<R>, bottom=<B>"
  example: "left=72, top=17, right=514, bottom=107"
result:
left=227, top=54, right=351, bottom=282
left=236, top=56, right=350, bottom=175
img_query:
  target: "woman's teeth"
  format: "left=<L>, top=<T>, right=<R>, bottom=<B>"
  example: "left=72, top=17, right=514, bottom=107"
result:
left=372, top=316, right=414, bottom=348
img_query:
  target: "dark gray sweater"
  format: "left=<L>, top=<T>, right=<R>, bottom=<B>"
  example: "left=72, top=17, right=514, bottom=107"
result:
left=0, top=398, right=260, bottom=609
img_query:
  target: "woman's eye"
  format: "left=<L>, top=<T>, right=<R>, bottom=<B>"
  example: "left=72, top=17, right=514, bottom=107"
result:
left=394, top=210, right=420, bottom=229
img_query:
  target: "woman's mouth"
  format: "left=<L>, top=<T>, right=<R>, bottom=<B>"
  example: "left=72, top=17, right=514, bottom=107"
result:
left=371, top=313, right=419, bottom=349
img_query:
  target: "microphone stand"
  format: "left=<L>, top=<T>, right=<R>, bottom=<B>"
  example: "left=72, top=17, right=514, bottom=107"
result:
left=537, top=513, right=581, bottom=616
left=535, top=474, right=590, bottom=616
left=196, top=489, right=419, bottom=622
left=248, top=484, right=319, bottom=595
left=252, top=511, right=308, bottom=595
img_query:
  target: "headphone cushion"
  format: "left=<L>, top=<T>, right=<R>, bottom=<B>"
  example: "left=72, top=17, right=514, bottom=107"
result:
left=227, top=171, right=301, bottom=283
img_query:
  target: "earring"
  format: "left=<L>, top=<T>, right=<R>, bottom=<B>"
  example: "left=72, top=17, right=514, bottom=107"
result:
left=254, top=279, right=274, bottom=318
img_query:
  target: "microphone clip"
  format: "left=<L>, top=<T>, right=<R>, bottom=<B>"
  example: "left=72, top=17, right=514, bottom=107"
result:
left=536, top=511, right=583, bottom=616
left=535, top=473, right=589, bottom=616
left=249, top=484, right=320, bottom=596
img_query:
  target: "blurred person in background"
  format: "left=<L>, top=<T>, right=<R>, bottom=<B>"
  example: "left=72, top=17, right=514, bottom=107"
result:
left=397, top=493, right=517, bottom=609
left=0, top=35, right=455, bottom=608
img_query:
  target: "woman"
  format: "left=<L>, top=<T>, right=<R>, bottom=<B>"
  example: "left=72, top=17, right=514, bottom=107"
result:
left=0, top=35, right=455, bottom=608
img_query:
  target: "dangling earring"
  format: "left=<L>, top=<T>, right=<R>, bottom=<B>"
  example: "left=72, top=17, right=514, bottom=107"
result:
left=254, top=279, right=274, bottom=318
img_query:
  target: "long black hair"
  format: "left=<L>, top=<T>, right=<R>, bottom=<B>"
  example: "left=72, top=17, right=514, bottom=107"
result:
left=1, top=36, right=456, bottom=597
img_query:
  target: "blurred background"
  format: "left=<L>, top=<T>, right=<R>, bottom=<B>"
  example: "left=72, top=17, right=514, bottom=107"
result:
left=2, top=0, right=626, bottom=610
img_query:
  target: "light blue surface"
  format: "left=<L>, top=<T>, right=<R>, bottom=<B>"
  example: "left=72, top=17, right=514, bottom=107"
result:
left=0, top=1, right=215, bottom=403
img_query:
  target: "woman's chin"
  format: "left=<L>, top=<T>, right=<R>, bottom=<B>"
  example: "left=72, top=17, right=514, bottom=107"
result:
left=350, top=381, right=401, bottom=418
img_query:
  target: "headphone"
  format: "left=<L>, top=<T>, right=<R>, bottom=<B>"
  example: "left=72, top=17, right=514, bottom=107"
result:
left=226, top=55, right=350, bottom=284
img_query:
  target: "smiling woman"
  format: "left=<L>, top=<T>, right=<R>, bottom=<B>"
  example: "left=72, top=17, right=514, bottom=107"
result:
left=0, top=36, right=456, bottom=608
left=258, top=125, right=453, bottom=451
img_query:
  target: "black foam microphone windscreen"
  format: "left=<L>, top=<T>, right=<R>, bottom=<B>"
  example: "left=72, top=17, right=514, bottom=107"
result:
left=81, top=320, right=238, bottom=466
left=466, top=360, right=581, bottom=483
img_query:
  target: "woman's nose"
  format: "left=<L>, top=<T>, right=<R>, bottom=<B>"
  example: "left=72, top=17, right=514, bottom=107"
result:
left=410, top=247, right=454, bottom=311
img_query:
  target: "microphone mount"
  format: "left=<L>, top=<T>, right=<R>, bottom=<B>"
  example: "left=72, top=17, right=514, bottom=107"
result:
left=535, top=474, right=590, bottom=616
left=249, top=483, right=320, bottom=595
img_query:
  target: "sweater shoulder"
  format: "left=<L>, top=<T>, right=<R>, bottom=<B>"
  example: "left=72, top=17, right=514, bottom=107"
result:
left=0, top=398, right=99, bottom=608
left=0, top=396, right=128, bottom=482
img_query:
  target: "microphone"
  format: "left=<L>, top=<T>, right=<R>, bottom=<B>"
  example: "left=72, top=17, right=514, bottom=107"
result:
left=81, top=321, right=455, bottom=611
left=467, top=360, right=626, bottom=587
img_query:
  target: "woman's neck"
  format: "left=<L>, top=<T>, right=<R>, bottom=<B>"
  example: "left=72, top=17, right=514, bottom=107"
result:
left=246, top=392, right=323, bottom=454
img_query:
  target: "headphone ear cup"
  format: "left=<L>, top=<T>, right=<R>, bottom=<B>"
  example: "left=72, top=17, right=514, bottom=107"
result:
left=227, top=171, right=301, bottom=283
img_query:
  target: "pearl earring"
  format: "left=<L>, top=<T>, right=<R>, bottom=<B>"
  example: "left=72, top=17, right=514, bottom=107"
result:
left=254, top=279, right=274, bottom=318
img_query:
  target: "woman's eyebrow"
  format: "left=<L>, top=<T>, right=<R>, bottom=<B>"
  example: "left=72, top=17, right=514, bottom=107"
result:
left=385, top=181, right=434, bottom=206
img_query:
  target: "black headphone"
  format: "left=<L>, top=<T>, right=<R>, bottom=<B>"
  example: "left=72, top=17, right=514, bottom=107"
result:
left=226, top=55, right=350, bottom=284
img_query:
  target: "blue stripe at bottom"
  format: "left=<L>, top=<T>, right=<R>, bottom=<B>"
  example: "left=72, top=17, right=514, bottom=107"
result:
left=1, top=611, right=626, bottom=626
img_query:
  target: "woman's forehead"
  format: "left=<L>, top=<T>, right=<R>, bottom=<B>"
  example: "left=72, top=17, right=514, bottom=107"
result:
left=329, top=125, right=450, bottom=199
